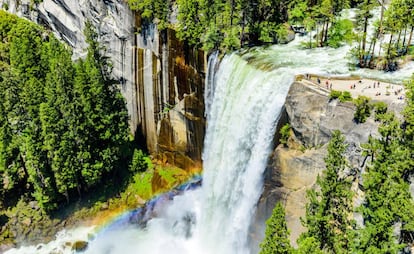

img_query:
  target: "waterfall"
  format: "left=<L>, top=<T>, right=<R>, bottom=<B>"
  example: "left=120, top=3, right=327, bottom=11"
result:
left=77, top=53, right=293, bottom=254
left=6, top=34, right=414, bottom=254
left=199, top=54, right=293, bottom=253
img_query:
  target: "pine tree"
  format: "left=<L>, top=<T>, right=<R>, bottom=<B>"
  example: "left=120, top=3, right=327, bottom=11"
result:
left=357, top=112, right=414, bottom=253
left=299, top=130, right=355, bottom=253
left=259, top=202, right=292, bottom=254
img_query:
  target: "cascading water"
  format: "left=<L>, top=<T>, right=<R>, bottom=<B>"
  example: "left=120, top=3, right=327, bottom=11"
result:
left=6, top=28, right=414, bottom=254
left=204, top=51, right=219, bottom=118
left=84, top=53, right=293, bottom=254
left=198, top=53, right=293, bottom=253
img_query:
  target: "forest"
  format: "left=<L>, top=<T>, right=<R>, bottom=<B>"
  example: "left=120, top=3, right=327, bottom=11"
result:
left=128, top=0, right=414, bottom=71
left=0, top=10, right=137, bottom=212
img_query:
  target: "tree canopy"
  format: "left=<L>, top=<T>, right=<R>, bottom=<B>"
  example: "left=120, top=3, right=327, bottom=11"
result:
left=0, top=11, right=131, bottom=211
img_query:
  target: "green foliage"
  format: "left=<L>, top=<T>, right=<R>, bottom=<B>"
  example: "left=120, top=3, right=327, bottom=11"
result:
left=295, top=236, right=324, bottom=254
left=299, top=130, right=355, bottom=253
left=354, top=95, right=371, bottom=123
left=339, top=91, right=353, bottom=102
left=329, top=90, right=352, bottom=102
left=279, top=123, right=291, bottom=147
left=372, top=101, right=388, bottom=121
left=128, top=170, right=154, bottom=200
left=357, top=111, right=414, bottom=252
left=0, top=11, right=130, bottom=211
left=128, top=0, right=294, bottom=51
left=329, top=90, right=342, bottom=100
left=128, top=0, right=169, bottom=30
left=129, top=149, right=150, bottom=173
left=126, top=0, right=413, bottom=68
left=259, top=202, right=292, bottom=254
left=328, top=19, right=354, bottom=48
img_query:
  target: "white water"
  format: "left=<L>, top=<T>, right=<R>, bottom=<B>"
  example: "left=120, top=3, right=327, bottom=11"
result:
left=6, top=33, right=414, bottom=254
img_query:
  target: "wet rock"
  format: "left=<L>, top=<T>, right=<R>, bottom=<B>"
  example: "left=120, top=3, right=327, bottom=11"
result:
left=157, top=93, right=205, bottom=170
left=72, top=240, right=88, bottom=252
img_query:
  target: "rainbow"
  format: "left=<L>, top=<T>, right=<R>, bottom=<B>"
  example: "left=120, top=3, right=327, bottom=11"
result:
left=88, top=175, right=202, bottom=240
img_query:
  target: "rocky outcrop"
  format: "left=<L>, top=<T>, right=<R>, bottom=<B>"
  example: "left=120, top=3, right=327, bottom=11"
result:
left=0, top=1, right=206, bottom=167
left=258, top=81, right=386, bottom=246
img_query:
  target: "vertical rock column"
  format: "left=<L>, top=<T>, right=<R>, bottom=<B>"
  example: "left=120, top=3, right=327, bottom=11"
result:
left=134, top=22, right=206, bottom=169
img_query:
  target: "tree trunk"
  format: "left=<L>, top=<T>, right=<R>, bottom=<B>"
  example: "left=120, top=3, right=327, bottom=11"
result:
left=402, top=26, right=407, bottom=50
left=406, top=26, right=414, bottom=53
left=387, top=33, right=394, bottom=65
left=316, top=24, right=320, bottom=47
left=323, top=21, right=329, bottom=45
left=320, top=21, right=325, bottom=46
left=360, top=14, right=369, bottom=67
left=368, top=37, right=376, bottom=67
left=240, top=12, right=245, bottom=47
left=309, top=28, right=312, bottom=48
left=230, top=0, right=234, bottom=26
left=396, top=28, right=402, bottom=55
left=377, top=0, right=385, bottom=58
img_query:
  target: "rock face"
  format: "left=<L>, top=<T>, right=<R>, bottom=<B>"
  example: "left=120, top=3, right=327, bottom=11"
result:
left=0, top=1, right=206, bottom=166
left=135, top=26, right=205, bottom=168
left=258, top=81, right=384, bottom=246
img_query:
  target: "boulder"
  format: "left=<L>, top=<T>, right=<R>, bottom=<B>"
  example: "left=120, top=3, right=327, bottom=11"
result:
left=72, top=240, right=88, bottom=252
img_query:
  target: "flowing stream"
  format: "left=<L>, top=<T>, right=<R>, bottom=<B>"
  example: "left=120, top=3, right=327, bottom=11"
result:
left=6, top=33, right=414, bottom=254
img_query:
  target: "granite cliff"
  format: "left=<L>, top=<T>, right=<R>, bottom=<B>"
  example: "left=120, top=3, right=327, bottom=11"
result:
left=257, top=80, right=409, bottom=246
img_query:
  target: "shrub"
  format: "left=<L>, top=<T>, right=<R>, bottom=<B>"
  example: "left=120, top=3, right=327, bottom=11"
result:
left=129, top=149, right=150, bottom=173
left=329, top=90, right=342, bottom=100
left=354, top=96, right=371, bottom=123
left=279, top=123, right=291, bottom=147
left=373, top=101, right=388, bottom=121
left=330, top=90, right=352, bottom=102
left=339, top=91, right=352, bottom=102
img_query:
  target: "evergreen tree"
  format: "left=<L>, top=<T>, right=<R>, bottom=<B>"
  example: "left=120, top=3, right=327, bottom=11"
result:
left=72, top=22, right=130, bottom=191
left=299, top=130, right=355, bottom=253
left=259, top=202, right=292, bottom=254
left=0, top=11, right=131, bottom=210
left=357, top=112, right=414, bottom=253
